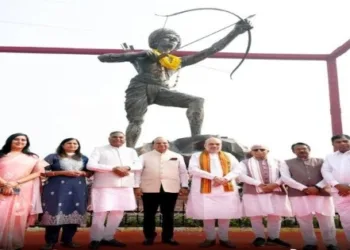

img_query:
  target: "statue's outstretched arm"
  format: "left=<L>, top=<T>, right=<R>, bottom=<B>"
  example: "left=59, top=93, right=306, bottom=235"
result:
left=181, top=20, right=252, bottom=67
left=98, top=51, right=149, bottom=63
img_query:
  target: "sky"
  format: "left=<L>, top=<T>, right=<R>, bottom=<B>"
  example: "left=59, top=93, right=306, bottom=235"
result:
left=0, top=0, right=349, bottom=160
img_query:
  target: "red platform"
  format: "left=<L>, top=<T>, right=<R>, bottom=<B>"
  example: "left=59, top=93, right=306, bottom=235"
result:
left=23, top=229, right=348, bottom=250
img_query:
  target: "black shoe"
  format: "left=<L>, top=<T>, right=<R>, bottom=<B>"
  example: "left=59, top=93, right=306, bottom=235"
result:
left=162, top=239, right=179, bottom=246
left=302, top=245, right=318, bottom=250
left=252, top=237, right=266, bottom=247
left=199, top=240, right=216, bottom=248
left=267, top=238, right=291, bottom=248
left=219, top=240, right=236, bottom=248
left=40, top=243, right=56, bottom=250
left=326, top=245, right=339, bottom=250
left=142, top=239, right=154, bottom=246
left=143, top=231, right=157, bottom=245
left=60, top=242, right=81, bottom=248
left=88, top=241, right=100, bottom=250
left=100, top=239, right=126, bottom=247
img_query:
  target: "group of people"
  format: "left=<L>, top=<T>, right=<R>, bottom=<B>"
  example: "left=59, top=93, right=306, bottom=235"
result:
left=0, top=132, right=350, bottom=250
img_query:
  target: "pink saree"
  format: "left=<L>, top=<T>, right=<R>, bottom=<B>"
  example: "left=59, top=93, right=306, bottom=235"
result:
left=0, top=154, right=45, bottom=250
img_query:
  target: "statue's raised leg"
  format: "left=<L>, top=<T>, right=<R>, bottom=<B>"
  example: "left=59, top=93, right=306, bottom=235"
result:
left=153, top=88, right=204, bottom=136
left=125, top=84, right=149, bottom=148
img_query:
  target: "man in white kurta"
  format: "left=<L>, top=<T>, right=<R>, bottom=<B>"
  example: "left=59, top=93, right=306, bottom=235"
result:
left=321, top=134, right=350, bottom=248
left=280, top=142, right=338, bottom=250
left=87, top=131, right=142, bottom=249
left=186, top=137, right=242, bottom=248
left=239, top=144, right=292, bottom=248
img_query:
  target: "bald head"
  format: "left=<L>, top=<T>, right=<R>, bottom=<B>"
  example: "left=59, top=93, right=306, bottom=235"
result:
left=152, top=136, right=169, bottom=153
left=204, top=137, right=222, bottom=153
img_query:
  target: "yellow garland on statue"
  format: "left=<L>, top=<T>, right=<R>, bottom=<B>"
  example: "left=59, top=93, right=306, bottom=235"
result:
left=153, top=49, right=182, bottom=70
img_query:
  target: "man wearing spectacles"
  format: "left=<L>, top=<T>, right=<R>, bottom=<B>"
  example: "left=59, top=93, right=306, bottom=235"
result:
left=238, top=145, right=292, bottom=248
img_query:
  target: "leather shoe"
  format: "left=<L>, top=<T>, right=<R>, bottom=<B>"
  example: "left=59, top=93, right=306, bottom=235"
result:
left=88, top=241, right=100, bottom=250
left=252, top=237, right=265, bottom=247
left=40, top=243, right=56, bottom=250
left=266, top=238, right=291, bottom=248
left=162, top=239, right=179, bottom=246
left=100, top=239, right=126, bottom=247
left=199, top=240, right=216, bottom=248
left=219, top=240, right=236, bottom=248
left=142, top=239, right=154, bottom=246
left=302, top=245, right=318, bottom=250
left=326, top=245, right=339, bottom=250
left=61, top=242, right=81, bottom=248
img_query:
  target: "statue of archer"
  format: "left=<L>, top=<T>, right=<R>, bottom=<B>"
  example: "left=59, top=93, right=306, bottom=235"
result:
left=98, top=18, right=252, bottom=148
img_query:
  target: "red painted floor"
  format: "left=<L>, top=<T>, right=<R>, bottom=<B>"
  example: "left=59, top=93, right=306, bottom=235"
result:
left=23, top=230, right=348, bottom=250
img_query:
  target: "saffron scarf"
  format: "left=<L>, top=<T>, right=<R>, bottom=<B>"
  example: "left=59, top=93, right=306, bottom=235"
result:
left=152, top=49, right=182, bottom=70
left=199, top=151, right=234, bottom=194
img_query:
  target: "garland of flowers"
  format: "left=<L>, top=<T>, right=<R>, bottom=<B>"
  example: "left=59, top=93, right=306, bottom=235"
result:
left=152, top=49, right=182, bottom=70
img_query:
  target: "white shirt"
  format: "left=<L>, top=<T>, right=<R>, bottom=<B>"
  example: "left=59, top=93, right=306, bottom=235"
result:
left=321, top=150, right=350, bottom=190
left=87, top=144, right=142, bottom=188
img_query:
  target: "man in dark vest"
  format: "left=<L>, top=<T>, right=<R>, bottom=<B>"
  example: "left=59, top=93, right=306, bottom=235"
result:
left=281, top=142, right=338, bottom=250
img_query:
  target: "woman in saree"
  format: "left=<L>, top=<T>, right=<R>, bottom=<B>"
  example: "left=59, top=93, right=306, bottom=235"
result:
left=0, top=133, right=46, bottom=250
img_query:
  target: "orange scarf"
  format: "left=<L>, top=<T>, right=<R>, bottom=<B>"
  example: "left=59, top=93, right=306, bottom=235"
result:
left=199, top=151, right=234, bottom=194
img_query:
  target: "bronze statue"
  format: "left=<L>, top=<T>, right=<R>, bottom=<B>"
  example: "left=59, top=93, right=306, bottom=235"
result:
left=98, top=16, right=253, bottom=148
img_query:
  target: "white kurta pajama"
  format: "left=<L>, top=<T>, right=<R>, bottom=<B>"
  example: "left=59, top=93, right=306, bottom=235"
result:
left=186, top=152, right=242, bottom=241
left=280, top=159, right=337, bottom=246
left=239, top=157, right=292, bottom=240
left=87, top=145, right=142, bottom=241
left=321, top=151, right=350, bottom=244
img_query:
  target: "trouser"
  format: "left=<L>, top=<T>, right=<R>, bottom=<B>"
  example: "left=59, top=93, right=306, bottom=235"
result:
left=333, top=194, right=350, bottom=244
left=250, top=215, right=282, bottom=239
left=90, top=211, right=124, bottom=241
left=296, top=213, right=337, bottom=246
left=44, top=224, right=78, bottom=244
left=203, top=219, right=230, bottom=241
left=141, top=186, right=178, bottom=240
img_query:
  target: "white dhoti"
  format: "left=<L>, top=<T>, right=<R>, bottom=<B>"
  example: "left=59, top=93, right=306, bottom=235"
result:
left=332, top=193, right=350, bottom=243
left=186, top=189, right=242, bottom=220
left=186, top=186, right=242, bottom=241
left=87, top=144, right=142, bottom=242
left=90, top=211, right=124, bottom=241
left=186, top=151, right=242, bottom=241
left=242, top=193, right=292, bottom=217
left=186, top=184, right=242, bottom=241
left=288, top=196, right=337, bottom=246
left=90, top=187, right=137, bottom=241
left=242, top=193, right=292, bottom=239
left=239, top=157, right=294, bottom=240
left=91, top=187, right=136, bottom=212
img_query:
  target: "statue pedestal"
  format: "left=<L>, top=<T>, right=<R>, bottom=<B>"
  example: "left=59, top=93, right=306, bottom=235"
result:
left=136, top=134, right=249, bottom=165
